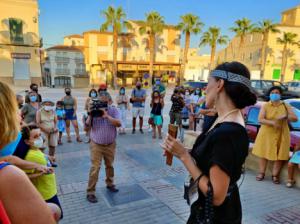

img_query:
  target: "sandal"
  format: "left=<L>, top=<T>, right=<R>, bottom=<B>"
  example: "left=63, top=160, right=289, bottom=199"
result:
left=67, top=137, right=72, bottom=143
left=286, top=180, right=296, bottom=188
left=256, top=173, right=265, bottom=181
left=58, top=139, right=63, bottom=145
left=76, top=137, right=82, bottom=143
left=152, top=135, right=156, bottom=139
left=272, top=175, right=280, bottom=184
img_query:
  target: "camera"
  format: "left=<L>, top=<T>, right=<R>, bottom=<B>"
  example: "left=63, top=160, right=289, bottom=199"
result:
left=89, top=98, right=108, bottom=117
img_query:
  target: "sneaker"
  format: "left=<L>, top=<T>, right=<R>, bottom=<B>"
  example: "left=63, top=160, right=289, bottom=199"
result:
left=132, top=129, right=136, bottom=134
left=140, top=129, right=144, bottom=134
left=286, top=180, right=295, bottom=188
left=106, top=185, right=119, bottom=193
left=148, top=127, right=153, bottom=132
left=87, top=194, right=98, bottom=203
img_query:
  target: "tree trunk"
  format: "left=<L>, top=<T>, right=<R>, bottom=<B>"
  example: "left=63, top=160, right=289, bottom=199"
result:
left=112, top=29, right=118, bottom=89
left=210, top=44, right=216, bottom=71
left=281, top=44, right=288, bottom=83
left=149, top=34, right=155, bottom=86
left=180, top=32, right=190, bottom=85
left=260, top=33, right=268, bottom=79
left=238, top=36, right=244, bottom=61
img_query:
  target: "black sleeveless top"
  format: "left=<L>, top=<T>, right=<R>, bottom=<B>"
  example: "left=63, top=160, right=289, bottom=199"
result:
left=187, top=122, right=249, bottom=224
left=151, top=102, right=162, bottom=115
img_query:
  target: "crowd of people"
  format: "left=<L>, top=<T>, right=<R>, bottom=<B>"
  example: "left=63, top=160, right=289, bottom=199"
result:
left=1, top=61, right=300, bottom=223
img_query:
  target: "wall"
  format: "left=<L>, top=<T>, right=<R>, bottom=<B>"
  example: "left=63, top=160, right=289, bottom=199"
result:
left=0, top=0, right=41, bottom=86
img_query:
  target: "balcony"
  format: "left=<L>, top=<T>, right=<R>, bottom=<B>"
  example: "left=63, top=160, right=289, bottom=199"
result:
left=75, top=69, right=87, bottom=75
left=75, top=58, right=84, bottom=64
left=56, top=69, right=70, bottom=76
left=55, top=57, right=70, bottom=63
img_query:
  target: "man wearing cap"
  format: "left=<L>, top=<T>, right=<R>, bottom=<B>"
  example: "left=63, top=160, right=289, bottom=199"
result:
left=98, top=84, right=112, bottom=105
left=36, top=99, right=58, bottom=162
left=131, top=81, right=146, bottom=134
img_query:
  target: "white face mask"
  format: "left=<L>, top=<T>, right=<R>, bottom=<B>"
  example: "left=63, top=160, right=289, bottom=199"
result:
left=44, top=106, right=54, bottom=111
left=33, top=137, right=44, bottom=149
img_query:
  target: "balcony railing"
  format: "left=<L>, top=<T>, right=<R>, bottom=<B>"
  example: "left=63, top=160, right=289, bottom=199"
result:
left=55, top=69, right=70, bottom=75
left=75, top=58, right=84, bottom=64
left=55, top=57, right=70, bottom=63
left=75, top=69, right=87, bottom=75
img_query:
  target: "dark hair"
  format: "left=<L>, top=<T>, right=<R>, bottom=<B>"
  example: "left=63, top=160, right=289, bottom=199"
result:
left=30, top=83, right=38, bottom=90
left=268, top=86, right=283, bottom=95
left=21, top=124, right=39, bottom=141
left=214, top=62, right=257, bottom=109
left=89, top=88, right=97, bottom=97
left=193, top=88, right=202, bottom=97
left=65, top=87, right=71, bottom=92
left=152, top=90, right=160, bottom=98
left=119, top=87, right=125, bottom=94
left=56, top=100, right=64, bottom=106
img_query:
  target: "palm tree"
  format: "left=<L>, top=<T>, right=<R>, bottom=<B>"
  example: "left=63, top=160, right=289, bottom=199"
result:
left=177, top=14, right=203, bottom=85
left=254, top=20, right=280, bottom=79
left=230, top=18, right=254, bottom=60
left=277, top=32, right=299, bottom=82
left=199, top=27, right=228, bottom=70
left=100, top=6, right=132, bottom=89
left=139, top=11, right=165, bottom=86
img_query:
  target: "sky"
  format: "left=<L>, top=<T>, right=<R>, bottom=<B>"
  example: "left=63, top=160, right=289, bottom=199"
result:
left=39, top=0, right=300, bottom=54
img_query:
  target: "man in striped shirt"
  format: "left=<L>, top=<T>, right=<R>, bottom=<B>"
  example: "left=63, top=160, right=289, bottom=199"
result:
left=85, top=98, right=121, bottom=203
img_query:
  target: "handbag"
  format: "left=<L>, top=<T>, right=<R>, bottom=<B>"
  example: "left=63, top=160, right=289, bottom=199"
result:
left=148, top=117, right=154, bottom=125
left=184, top=177, right=214, bottom=224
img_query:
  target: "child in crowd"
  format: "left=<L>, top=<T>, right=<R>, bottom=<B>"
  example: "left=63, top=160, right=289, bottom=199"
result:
left=56, top=101, right=66, bottom=145
left=21, top=124, right=63, bottom=220
left=286, top=146, right=300, bottom=188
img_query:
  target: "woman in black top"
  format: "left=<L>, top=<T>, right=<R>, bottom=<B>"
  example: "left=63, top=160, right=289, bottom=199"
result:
left=162, top=62, right=256, bottom=223
left=150, top=90, right=164, bottom=139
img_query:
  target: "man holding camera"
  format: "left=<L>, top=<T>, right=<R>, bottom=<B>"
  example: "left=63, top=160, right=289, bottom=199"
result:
left=85, top=95, right=121, bottom=203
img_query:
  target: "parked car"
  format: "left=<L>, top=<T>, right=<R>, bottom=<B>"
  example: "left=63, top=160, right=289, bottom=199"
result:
left=284, top=98, right=300, bottom=110
left=244, top=102, right=300, bottom=151
left=250, top=80, right=300, bottom=101
left=286, top=81, right=300, bottom=92
left=183, top=81, right=207, bottom=92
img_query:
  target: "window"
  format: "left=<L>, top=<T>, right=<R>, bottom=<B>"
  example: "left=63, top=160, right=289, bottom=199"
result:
left=251, top=80, right=261, bottom=89
left=247, top=107, right=260, bottom=125
left=57, top=63, right=62, bottom=68
left=9, top=18, right=24, bottom=44
left=272, top=69, right=281, bottom=80
left=294, top=69, right=300, bottom=80
left=63, top=63, right=68, bottom=68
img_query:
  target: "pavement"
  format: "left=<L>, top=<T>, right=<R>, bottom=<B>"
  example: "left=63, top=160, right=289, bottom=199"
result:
left=16, top=87, right=300, bottom=224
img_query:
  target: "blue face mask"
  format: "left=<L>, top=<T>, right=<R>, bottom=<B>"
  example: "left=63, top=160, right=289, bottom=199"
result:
left=195, top=90, right=200, bottom=94
left=270, top=93, right=281, bottom=102
left=120, top=90, right=125, bottom=95
left=91, top=92, right=97, bottom=98
left=156, top=81, right=160, bottom=85
left=30, top=95, right=37, bottom=102
left=0, top=132, right=22, bottom=157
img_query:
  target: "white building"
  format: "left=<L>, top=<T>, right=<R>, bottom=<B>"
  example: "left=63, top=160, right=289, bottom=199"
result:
left=44, top=45, right=88, bottom=88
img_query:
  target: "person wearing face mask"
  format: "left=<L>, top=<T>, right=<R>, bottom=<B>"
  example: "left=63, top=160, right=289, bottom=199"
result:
left=116, top=87, right=129, bottom=134
left=153, top=78, right=166, bottom=98
left=161, top=62, right=257, bottom=223
left=83, top=89, right=98, bottom=143
left=131, top=81, right=146, bottom=134
left=189, top=88, right=205, bottom=130
left=21, top=91, right=40, bottom=124
left=56, top=101, right=66, bottom=145
left=21, top=124, right=63, bottom=220
left=0, top=81, right=56, bottom=224
left=62, top=88, right=82, bottom=143
left=150, top=91, right=164, bottom=139
left=181, top=89, right=191, bottom=128
left=98, top=84, right=112, bottom=104
left=25, top=83, right=42, bottom=103
left=36, top=99, right=58, bottom=165
left=16, top=94, right=24, bottom=110
left=253, top=86, right=297, bottom=184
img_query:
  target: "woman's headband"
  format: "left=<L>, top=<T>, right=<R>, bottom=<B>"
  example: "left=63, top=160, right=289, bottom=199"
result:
left=210, top=70, right=251, bottom=89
